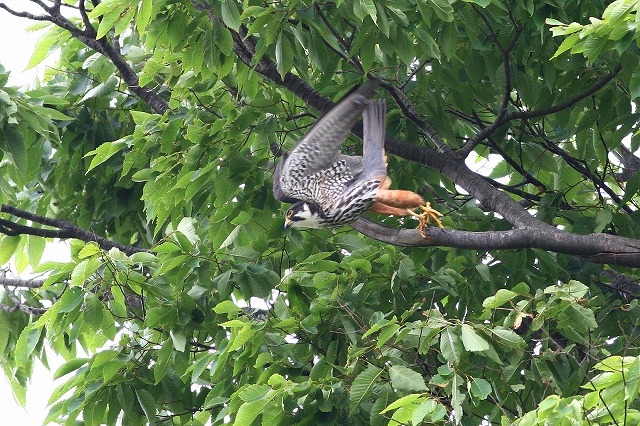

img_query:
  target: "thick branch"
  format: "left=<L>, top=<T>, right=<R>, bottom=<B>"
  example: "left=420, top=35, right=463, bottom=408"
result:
left=0, top=205, right=147, bottom=255
left=350, top=217, right=640, bottom=267
left=1, top=285, right=47, bottom=315
left=0, top=276, right=45, bottom=288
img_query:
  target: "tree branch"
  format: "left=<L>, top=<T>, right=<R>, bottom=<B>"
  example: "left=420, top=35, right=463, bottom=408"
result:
left=0, top=205, right=147, bottom=255
left=0, top=2, right=169, bottom=114
left=350, top=217, right=640, bottom=267
left=464, top=64, right=622, bottom=151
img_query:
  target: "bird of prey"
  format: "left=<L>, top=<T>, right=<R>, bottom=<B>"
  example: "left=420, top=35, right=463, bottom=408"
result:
left=273, top=79, right=443, bottom=236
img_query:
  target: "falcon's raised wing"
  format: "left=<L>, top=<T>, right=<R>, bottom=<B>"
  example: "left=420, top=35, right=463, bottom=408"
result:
left=281, top=79, right=381, bottom=179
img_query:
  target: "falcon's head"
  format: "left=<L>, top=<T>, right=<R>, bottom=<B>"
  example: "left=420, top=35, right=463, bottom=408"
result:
left=284, top=201, right=327, bottom=229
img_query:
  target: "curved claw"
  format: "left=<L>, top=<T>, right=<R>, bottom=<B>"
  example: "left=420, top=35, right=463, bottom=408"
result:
left=406, top=202, right=444, bottom=238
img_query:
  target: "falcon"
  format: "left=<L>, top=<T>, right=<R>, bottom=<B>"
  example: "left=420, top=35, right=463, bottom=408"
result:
left=273, top=79, right=443, bottom=236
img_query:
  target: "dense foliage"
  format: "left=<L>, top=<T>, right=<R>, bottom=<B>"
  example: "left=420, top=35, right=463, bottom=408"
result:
left=0, top=0, right=640, bottom=424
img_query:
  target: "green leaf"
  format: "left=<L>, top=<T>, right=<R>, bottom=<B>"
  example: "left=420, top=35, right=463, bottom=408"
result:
left=14, top=326, right=41, bottom=367
left=170, top=329, right=187, bottom=352
left=0, top=123, right=27, bottom=172
left=228, top=325, right=254, bottom=351
left=80, top=76, right=118, bottom=103
left=78, top=243, right=100, bottom=259
left=630, top=64, right=640, bottom=100
left=380, top=393, right=422, bottom=414
left=426, top=0, right=454, bottom=22
left=53, top=358, right=89, bottom=379
left=594, top=208, right=613, bottom=233
left=349, top=365, right=383, bottom=414
left=275, top=31, right=293, bottom=78
left=85, top=139, right=127, bottom=173
left=221, top=0, right=242, bottom=31
left=27, top=27, right=66, bottom=69
left=470, top=378, right=492, bottom=400
left=135, top=388, right=156, bottom=426
left=26, top=235, right=47, bottom=267
left=388, top=365, right=427, bottom=392
left=57, top=287, right=85, bottom=313
left=376, top=323, right=400, bottom=348
left=411, top=399, right=438, bottom=425
left=136, top=0, right=153, bottom=34
left=490, top=327, right=526, bottom=348
left=213, top=300, right=241, bottom=314
left=233, top=389, right=281, bottom=426
left=551, top=33, right=580, bottom=59
left=460, top=324, right=490, bottom=352
left=482, top=289, right=518, bottom=309
left=71, top=258, right=100, bottom=286
left=95, top=1, right=128, bottom=39
left=440, top=327, right=461, bottom=363
left=154, top=339, right=173, bottom=384
left=0, top=235, right=21, bottom=264
left=145, top=306, right=176, bottom=327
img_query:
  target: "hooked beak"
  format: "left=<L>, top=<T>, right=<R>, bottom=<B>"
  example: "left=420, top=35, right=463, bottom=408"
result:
left=284, top=218, right=292, bottom=229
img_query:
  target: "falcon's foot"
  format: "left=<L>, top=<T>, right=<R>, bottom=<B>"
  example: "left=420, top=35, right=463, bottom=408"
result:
left=407, top=202, right=444, bottom=238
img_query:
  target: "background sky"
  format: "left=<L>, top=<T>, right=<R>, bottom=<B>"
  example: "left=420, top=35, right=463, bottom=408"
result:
left=0, top=7, right=64, bottom=425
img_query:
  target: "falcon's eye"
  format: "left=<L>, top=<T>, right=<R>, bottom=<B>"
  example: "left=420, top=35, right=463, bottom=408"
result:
left=286, top=210, right=293, bottom=218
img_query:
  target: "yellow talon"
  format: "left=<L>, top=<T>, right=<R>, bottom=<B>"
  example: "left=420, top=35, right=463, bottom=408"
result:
left=406, top=202, right=444, bottom=238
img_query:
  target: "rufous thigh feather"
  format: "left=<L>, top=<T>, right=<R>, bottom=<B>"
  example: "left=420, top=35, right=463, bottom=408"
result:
left=374, top=189, right=424, bottom=209
left=369, top=202, right=413, bottom=216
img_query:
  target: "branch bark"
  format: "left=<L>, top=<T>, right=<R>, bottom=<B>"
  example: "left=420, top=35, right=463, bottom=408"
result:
left=0, top=205, right=147, bottom=255
left=350, top=217, right=640, bottom=267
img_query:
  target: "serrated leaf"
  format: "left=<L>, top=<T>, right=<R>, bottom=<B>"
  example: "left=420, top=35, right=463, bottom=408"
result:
left=27, top=27, right=66, bottom=69
left=85, top=139, right=127, bottom=173
left=275, top=31, right=293, bottom=78
left=221, top=0, right=241, bottom=31
left=551, top=33, right=580, bottom=59
left=379, top=393, right=422, bottom=414
left=57, top=287, right=84, bottom=313
left=80, top=77, right=118, bottom=103
left=426, top=0, right=454, bottom=22
left=228, top=325, right=254, bottom=351
left=376, top=323, right=400, bottom=348
left=460, top=324, right=491, bottom=352
left=389, top=365, right=427, bottom=392
left=233, top=389, right=281, bottom=426
left=490, top=327, right=527, bottom=348
left=470, top=378, right=492, bottom=400
left=594, top=208, right=613, bottom=233
left=136, top=0, right=153, bottom=34
left=0, top=123, right=27, bottom=172
left=14, top=326, right=41, bottom=367
left=135, top=388, right=156, bottom=426
left=176, top=217, right=199, bottom=245
left=54, top=358, right=90, bottom=380
left=145, top=306, right=175, bottom=327
left=213, top=300, right=241, bottom=314
left=78, top=243, right=100, bottom=259
left=170, top=329, right=186, bottom=352
left=631, top=64, right=640, bottom=99
left=349, top=365, right=383, bottom=414
left=71, top=258, right=100, bottom=286
left=482, top=289, right=518, bottom=309
left=0, top=235, right=21, bottom=265
left=96, top=2, right=128, bottom=39
left=440, top=327, right=461, bottom=363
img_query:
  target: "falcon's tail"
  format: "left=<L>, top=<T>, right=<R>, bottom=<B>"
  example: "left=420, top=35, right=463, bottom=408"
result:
left=361, top=99, right=387, bottom=180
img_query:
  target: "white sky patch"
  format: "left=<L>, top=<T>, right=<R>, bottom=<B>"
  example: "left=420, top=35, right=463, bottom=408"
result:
left=0, top=3, right=58, bottom=88
left=0, top=6, right=67, bottom=415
